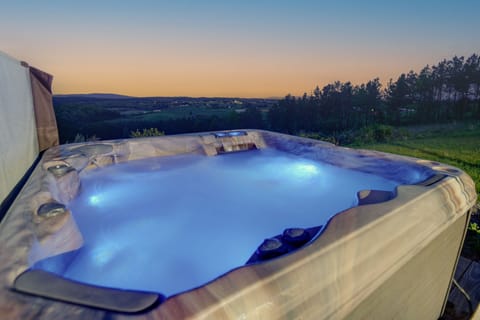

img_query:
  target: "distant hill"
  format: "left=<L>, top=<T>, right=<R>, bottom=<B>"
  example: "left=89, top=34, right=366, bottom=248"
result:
left=54, top=93, right=134, bottom=99
left=54, top=93, right=280, bottom=101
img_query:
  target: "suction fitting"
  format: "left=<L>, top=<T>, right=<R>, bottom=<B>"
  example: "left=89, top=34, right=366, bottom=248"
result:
left=47, top=164, right=74, bottom=177
left=282, top=228, right=310, bottom=247
left=256, top=238, right=288, bottom=260
left=37, top=202, right=67, bottom=218
left=246, top=226, right=322, bottom=264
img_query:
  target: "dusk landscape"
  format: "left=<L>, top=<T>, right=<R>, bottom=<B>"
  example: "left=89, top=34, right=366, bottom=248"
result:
left=1, top=0, right=480, bottom=319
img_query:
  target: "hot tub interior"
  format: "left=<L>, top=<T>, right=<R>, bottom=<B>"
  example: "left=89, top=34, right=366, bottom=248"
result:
left=33, top=146, right=432, bottom=296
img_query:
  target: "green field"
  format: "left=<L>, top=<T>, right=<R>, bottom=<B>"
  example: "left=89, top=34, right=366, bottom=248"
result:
left=353, top=123, right=480, bottom=197
left=127, top=106, right=235, bottom=121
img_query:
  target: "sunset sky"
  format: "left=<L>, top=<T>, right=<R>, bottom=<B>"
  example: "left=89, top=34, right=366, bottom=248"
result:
left=2, top=0, right=480, bottom=98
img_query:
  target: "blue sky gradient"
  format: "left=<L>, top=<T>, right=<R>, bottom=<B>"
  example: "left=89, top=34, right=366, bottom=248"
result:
left=2, top=0, right=479, bottom=97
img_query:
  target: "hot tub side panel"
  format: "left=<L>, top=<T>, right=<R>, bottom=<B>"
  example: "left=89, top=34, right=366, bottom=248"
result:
left=345, top=210, right=470, bottom=320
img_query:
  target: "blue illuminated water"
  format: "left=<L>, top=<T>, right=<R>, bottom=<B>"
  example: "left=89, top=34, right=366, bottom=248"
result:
left=37, top=149, right=401, bottom=296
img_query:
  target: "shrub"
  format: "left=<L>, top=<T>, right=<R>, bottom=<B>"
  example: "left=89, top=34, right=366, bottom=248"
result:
left=354, top=125, right=394, bottom=144
left=299, top=132, right=339, bottom=145
left=130, top=128, right=165, bottom=138
left=67, top=133, right=99, bottom=143
left=373, top=124, right=393, bottom=142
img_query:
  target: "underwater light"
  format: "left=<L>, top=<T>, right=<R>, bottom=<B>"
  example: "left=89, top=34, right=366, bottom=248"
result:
left=88, top=194, right=102, bottom=206
left=90, top=241, right=122, bottom=267
left=291, top=163, right=319, bottom=178
left=228, top=131, right=247, bottom=137
left=214, top=131, right=247, bottom=138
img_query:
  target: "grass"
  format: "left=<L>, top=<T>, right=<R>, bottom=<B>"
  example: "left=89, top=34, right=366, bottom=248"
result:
left=352, top=122, right=480, bottom=196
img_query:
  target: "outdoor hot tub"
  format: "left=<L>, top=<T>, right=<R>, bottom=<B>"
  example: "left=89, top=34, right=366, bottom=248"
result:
left=0, top=130, right=476, bottom=319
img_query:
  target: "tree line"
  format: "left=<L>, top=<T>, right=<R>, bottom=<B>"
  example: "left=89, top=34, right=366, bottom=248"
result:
left=55, top=54, right=480, bottom=143
left=268, top=54, right=480, bottom=137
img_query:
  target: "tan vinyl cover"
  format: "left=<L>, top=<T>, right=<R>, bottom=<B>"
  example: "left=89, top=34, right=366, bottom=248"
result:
left=29, top=66, right=58, bottom=151
left=0, top=51, right=57, bottom=205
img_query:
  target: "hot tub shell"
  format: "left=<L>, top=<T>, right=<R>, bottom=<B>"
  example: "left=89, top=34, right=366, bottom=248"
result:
left=0, top=130, right=477, bottom=319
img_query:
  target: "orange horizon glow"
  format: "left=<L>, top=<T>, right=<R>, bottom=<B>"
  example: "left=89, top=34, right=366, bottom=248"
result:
left=44, top=49, right=449, bottom=98
left=2, top=1, right=479, bottom=98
